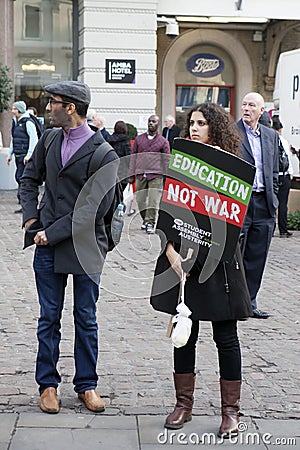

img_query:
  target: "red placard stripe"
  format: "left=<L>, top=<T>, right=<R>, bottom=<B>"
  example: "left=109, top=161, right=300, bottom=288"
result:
left=162, top=178, right=247, bottom=228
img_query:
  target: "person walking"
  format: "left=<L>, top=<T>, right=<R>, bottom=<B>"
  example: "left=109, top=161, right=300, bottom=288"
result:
left=150, top=103, right=252, bottom=438
left=237, top=92, right=279, bottom=319
left=162, top=114, right=181, bottom=149
left=272, top=117, right=293, bottom=238
left=20, top=81, right=119, bottom=414
left=128, top=114, right=170, bottom=234
left=6, top=101, right=39, bottom=212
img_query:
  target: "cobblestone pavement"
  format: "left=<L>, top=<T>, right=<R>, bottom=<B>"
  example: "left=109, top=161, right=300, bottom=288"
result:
left=0, top=189, right=299, bottom=448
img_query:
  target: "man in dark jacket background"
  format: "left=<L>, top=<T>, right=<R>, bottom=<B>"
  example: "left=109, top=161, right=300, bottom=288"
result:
left=237, top=92, right=279, bottom=319
left=91, top=112, right=111, bottom=141
left=20, top=81, right=119, bottom=414
left=162, top=114, right=181, bottom=150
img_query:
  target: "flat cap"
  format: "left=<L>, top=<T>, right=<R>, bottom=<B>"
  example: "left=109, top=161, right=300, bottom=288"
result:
left=44, top=81, right=91, bottom=105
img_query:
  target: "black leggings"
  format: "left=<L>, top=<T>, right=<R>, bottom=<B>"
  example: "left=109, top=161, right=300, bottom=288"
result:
left=174, top=320, right=241, bottom=380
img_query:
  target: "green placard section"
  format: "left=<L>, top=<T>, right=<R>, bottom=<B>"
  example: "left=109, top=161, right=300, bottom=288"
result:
left=169, top=149, right=252, bottom=204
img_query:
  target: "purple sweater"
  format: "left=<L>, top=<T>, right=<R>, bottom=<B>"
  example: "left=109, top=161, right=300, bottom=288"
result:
left=61, top=121, right=95, bottom=166
left=129, top=132, right=170, bottom=180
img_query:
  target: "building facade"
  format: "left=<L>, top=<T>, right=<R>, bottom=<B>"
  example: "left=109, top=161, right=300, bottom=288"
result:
left=1, top=0, right=300, bottom=144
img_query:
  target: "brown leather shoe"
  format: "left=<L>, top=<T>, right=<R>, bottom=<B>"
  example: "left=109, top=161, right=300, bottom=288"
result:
left=40, top=387, right=60, bottom=414
left=78, top=389, right=105, bottom=412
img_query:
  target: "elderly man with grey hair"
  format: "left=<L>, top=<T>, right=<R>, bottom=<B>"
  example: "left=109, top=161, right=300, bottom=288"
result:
left=92, top=112, right=111, bottom=141
left=237, top=92, right=279, bottom=319
left=162, top=114, right=181, bottom=149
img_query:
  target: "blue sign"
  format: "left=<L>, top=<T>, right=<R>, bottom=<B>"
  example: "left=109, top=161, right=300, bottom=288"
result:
left=186, top=53, right=224, bottom=78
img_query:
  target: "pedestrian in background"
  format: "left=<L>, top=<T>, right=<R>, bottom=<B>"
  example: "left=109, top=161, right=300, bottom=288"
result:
left=108, top=120, right=131, bottom=191
left=237, top=92, right=279, bottom=319
left=258, top=110, right=272, bottom=128
left=27, top=105, right=45, bottom=134
left=272, top=117, right=293, bottom=238
left=20, top=81, right=119, bottom=415
left=128, top=114, right=170, bottom=234
left=150, top=103, right=252, bottom=437
left=6, top=101, right=39, bottom=213
left=162, top=114, right=181, bottom=149
left=92, top=112, right=111, bottom=141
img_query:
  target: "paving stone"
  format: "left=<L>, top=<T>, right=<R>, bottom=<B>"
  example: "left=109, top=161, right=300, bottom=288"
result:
left=0, top=413, right=17, bottom=446
left=254, top=419, right=300, bottom=437
left=10, top=428, right=137, bottom=450
left=17, top=412, right=94, bottom=428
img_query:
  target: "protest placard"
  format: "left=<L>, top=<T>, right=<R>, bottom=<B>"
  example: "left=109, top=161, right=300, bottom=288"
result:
left=156, top=138, right=256, bottom=262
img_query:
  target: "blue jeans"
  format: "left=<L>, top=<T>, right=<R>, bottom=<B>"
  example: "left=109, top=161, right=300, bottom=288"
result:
left=33, top=246, right=100, bottom=394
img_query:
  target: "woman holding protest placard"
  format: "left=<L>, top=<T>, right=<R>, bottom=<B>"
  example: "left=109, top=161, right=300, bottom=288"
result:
left=150, top=103, right=252, bottom=438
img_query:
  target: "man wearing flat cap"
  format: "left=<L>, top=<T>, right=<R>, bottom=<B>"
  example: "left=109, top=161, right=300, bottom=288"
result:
left=7, top=100, right=39, bottom=212
left=20, top=81, right=119, bottom=414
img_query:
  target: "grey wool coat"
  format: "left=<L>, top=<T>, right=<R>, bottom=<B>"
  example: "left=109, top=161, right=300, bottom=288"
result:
left=20, top=128, right=119, bottom=274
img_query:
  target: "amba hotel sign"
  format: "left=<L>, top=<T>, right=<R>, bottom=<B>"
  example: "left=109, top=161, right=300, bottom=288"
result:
left=105, top=59, right=136, bottom=83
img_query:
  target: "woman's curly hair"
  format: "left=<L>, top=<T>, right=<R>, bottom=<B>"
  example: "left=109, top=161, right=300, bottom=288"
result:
left=183, top=103, right=242, bottom=156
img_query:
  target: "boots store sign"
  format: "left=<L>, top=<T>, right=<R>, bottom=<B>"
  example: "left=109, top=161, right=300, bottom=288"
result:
left=106, top=59, right=136, bottom=83
left=186, top=53, right=224, bottom=78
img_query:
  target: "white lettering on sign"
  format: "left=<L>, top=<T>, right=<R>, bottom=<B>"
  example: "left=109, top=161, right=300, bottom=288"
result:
left=192, top=58, right=220, bottom=74
left=111, top=62, right=132, bottom=75
left=204, top=196, right=240, bottom=223
left=171, top=219, right=213, bottom=247
left=170, top=152, right=250, bottom=201
left=167, top=183, right=198, bottom=208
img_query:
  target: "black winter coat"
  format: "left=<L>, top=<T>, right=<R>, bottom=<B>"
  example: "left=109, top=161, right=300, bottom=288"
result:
left=20, top=129, right=119, bottom=274
left=150, top=243, right=252, bottom=321
left=162, top=124, right=181, bottom=149
left=108, top=133, right=131, bottom=186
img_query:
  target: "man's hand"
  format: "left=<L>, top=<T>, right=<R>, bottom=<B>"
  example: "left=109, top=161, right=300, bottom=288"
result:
left=6, top=157, right=11, bottom=166
left=34, top=230, right=48, bottom=246
left=24, top=156, right=30, bottom=164
left=127, top=176, right=135, bottom=184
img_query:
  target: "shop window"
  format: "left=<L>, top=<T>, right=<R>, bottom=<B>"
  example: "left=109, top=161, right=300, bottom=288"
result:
left=24, top=4, right=41, bottom=39
left=176, top=85, right=234, bottom=130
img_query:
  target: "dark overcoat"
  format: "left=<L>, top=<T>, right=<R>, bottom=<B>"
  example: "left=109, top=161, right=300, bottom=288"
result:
left=20, top=128, right=119, bottom=274
left=150, top=243, right=252, bottom=321
left=108, top=133, right=131, bottom=185
left=162, top=124, right=181, bottom=148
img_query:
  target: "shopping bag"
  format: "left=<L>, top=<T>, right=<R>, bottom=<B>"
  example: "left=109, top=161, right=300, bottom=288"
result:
left=171, top=274, right=192, bottom=348
left=123, top=183, right=135, bottom=216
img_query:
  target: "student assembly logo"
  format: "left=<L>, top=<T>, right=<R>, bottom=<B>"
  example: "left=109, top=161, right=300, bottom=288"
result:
left=172, top=218, right=213, bottom=249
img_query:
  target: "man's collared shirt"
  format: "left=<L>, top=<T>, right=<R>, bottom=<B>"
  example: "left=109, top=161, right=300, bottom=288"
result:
left=243, top=120, right=264, bottom=192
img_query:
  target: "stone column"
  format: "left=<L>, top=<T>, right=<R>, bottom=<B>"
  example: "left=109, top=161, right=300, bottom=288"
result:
left=0, top=0, right=14, bottom=147
left=79, top=0, right=159, bottom=133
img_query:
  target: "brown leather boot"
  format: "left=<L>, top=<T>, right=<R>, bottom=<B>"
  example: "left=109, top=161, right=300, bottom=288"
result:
left=164, top=373, right=195, bottom=429
left=218, top=379, right=241, bottom=438
left=40, top=387, right=60, bottom=414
